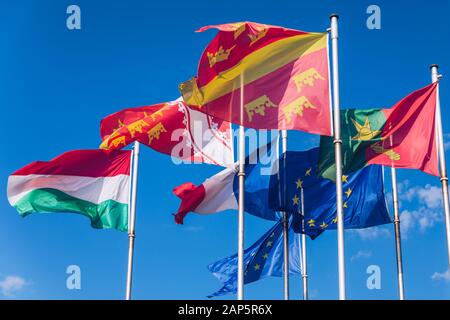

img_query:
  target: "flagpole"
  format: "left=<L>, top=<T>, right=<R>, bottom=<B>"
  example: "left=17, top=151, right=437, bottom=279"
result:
left=281, top=129, right=289, bottom=300
left=300, top=187, right=308, bottom=300
left=237, top=73, right=245, bottom=300
left=430, top=64, right=450, bottom=271
left=330, top=13, right=346, bottom=300
left=126, top=141, right=140, bottom=300
left=391, top=167, right=405, bottom=300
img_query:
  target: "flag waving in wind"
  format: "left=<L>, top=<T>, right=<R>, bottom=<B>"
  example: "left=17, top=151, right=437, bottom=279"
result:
left=7, top=150, right=131, bottom=231
left=100, top=99, right=234, bottom=167
left=269, top=150, right=391, bottom=239
left=173, top=147, right=391, bottom=238
left=179, top=22, right=332, bottom=135
left=318, top=83, right=439, bottom=179
left=207, top=218, right=300, bottom=298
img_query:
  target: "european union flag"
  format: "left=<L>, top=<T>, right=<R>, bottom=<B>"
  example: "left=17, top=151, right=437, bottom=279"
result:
left=207, top=218, right=300, bottom=298
left=269, top=148, right=392, bottom=238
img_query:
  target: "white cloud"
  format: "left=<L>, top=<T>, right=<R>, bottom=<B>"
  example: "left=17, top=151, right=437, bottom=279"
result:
left=444, top=133, right=450, bottom=151
left=400, top=184, right=442, bottom=208
left=400, top=207, right=441, bottom=239
left=396, top=183, right=447, bottom=238
left=350, top=250, right=372, bottom=262
left=0, top=276, right=27, bottom=297
left=432, top=269, right=450, bottom=282
left=350, top=226, right=391, bottom=241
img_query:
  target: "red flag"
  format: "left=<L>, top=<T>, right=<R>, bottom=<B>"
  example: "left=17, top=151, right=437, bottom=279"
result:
left=179, top=22, right=332, bottom=136
left=100, top=100, right=234, bottom=167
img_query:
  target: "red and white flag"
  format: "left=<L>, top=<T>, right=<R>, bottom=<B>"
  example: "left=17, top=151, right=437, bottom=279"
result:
left=100, top=99, right=234, bottom=167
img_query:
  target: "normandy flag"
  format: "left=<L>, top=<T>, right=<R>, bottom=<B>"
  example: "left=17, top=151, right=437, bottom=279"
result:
left=7, top=150, right=131, bottom=231
left=318, top=83, right=439, bottom=180
left=100, top=99, right=234, bottom=167
left=179, top=22, right=332, bottom=136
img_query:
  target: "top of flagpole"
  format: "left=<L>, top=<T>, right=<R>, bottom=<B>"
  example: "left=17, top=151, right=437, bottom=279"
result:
left=430, top=64, right=439, bottom=70
left=329, top=13, right=339, bottom=19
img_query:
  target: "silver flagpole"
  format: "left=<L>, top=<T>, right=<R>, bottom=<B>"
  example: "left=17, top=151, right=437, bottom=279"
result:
left=300, top=188, right=308, bottom=300
left=237, top=73, right=245, bottom=300
left=330, top=13, right=346, bottom=300
left=126, top=141, right=140, bottom=300
left=430, top=64, right=450, bottom=270
left=391, top=166, right=405, bottom=300
left=281, top=129, right=289, bottom=300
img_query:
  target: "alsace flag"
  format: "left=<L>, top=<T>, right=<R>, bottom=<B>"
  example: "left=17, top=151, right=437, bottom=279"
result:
left=7, top=150, right=131, bottom=231
left=100, top=99, right=234, bottom=167
left=179, top=22, right=332, bottom=136
left=318, top=83, right=439, bottom=180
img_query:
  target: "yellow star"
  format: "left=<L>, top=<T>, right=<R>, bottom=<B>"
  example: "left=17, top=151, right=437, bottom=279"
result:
left=295, top=179, right=303, bottom=189
left=254, top=264, right=260, bottom=271
left=351, top=117, right=381, bottom=141
left=292, top=194, right=300, bottom=205
left=320, top=221, right=328, bottom=229
left=345, top=188, right=352, bottom=198
left=343, top=202, right=348, bottom=209
left=307, top=219, right=315, bottom=227
left=305, top=168, right=312, bottom=176
left=342, top=175, right=348, bottom=183
left=266, top=241, right=273, bottom=248
left=332, top=216, right=338, bottom=224
left=263, top=253, right=269, bottom=260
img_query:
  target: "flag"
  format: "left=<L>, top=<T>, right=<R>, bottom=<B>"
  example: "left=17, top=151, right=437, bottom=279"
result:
left=173, top=142, right=281, bottom=224
left=207, top=218, right=300, bottom=298
left=269, top=149, right=392, bottom=239
left=179, top=22, right=332, bottom=135
left=7, top=150, right=131, bottom=231
left=318, top=83, right=439, bottom=180
left=100, top=99, right=234, bottom=167
left=173, top=147, right=391, bottom=237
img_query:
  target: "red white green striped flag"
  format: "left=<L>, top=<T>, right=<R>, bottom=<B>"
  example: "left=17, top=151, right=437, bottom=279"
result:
left=7, top=150, right=132, bottom=231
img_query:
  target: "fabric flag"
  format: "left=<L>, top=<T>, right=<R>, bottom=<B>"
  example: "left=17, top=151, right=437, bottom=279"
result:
left=173, top=142, right=281, bottom=224
left=100, top=99, right=234, bottom=167
left=207, top=218, right=300, bottom=298
left=173, top=147, right=391, bottom=238
left=318, top=83, right=439, bottom=180
left=269, top=149, right=392, bottom=239
left=179, top=21, right=332, bottom=136
left=7, top=150, right=131, bottom=231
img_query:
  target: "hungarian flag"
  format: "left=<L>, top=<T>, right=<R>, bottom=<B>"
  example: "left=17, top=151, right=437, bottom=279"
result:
left=100, top=99, right=234, bottom=167
left=179, top=22, right=332, bottom=136
left=7, top=150, right=131, bottom=231
left=318, top=83, right=439, bottom=180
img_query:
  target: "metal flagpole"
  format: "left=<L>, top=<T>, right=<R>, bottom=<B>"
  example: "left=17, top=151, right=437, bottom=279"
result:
left=430, top=64, right=450, bottom=270
left=330, top=13, right=346, bottom=300
left=281, top=130, right=289, bottom=300
left=391, top=167, right=405, bottom=300
left=300, top=188, right=308, bottom=300
left=237, top=73, right=245, bottom=300
left=126, top=141, right=140, bottom=300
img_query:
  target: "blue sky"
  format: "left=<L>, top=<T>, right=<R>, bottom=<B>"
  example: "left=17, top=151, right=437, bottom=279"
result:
left=1, top=0, right=450, bottom=299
